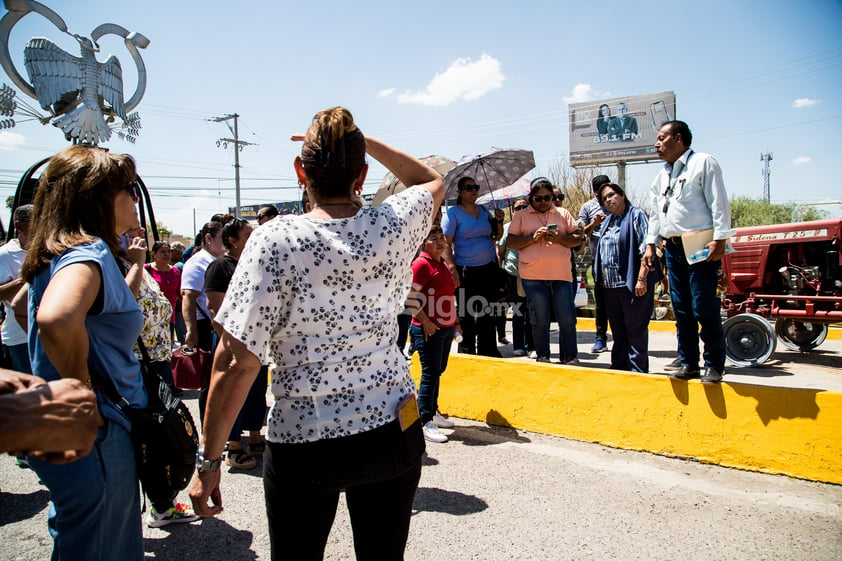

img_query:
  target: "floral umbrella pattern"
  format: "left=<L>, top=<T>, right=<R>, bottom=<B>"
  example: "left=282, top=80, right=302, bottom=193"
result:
left=476, top=177, right=531, bottom=210
left=443, top=147, right=535, bottom=203
left=372, top=154, right=455, bottom=206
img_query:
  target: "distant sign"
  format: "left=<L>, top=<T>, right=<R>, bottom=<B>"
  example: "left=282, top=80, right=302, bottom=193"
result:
left=230, top=201, right=304, bottom=219
left=568, top=91, right=676, bottom=166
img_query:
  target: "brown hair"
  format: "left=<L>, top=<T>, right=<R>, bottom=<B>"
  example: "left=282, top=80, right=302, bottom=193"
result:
left=300, top=107, right=366, bottom=200
left=22, top=145, right=137, bottom=282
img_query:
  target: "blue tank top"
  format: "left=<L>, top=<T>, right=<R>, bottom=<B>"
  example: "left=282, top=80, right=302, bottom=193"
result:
left=28, top=238, right=147, bottom=428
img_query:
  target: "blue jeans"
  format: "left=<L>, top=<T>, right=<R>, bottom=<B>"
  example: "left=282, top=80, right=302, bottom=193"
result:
left=29, top=419, right=143, bottom=561
left=522, top=279, right=578, bottom=361
left=665, top=239, right=726, bottom=372
left=410, top=323, right=454, bottom=424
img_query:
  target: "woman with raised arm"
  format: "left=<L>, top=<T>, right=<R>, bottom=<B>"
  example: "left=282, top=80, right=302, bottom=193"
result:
left=190, top=107, right=444, bottom=560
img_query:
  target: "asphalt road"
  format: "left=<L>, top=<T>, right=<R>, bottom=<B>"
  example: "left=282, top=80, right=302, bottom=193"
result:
left=1, top=321, right=841, bottom=560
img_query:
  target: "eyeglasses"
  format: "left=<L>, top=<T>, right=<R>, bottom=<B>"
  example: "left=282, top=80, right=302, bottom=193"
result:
left=552, top=195, right=563, bottom=202
left=461, top=184, right=480, bottom=192
left=533, top=195, right=553, bottom=203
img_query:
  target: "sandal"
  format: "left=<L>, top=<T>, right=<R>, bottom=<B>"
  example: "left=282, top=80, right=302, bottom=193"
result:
left=247, top=439, right=266, bottom=457
left=225, top=449, right=257, bottom=469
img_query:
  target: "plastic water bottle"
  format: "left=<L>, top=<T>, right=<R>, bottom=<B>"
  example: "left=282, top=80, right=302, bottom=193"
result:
left=454, top=332, right=463, bottom=344
left=689, top=248, right=710, bottom=263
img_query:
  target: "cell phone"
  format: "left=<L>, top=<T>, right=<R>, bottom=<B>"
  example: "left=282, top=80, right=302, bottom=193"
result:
left=548, top=224, right=558, bottom=231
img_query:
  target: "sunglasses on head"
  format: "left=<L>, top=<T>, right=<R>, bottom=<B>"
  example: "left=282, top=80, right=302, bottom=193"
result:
left=461, top=184, right=480, bottom=192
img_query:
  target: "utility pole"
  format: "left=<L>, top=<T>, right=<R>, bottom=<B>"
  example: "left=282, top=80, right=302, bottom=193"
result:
left=210, top=113, right=256, bottom=218
left=760, top=152, right=773, bottom=203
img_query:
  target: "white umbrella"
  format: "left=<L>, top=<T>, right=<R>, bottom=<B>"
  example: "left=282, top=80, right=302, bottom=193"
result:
left=372, top=154, right=455, bottom=206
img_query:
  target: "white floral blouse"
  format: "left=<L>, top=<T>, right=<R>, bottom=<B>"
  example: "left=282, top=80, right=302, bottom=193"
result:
left=216, top=188, right=433, bottom=443
left=133, top=267, right=173, bottom=363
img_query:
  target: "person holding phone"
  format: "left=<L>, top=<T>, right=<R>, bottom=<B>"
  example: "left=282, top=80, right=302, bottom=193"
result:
left=505, top=178, right=583, bottom=364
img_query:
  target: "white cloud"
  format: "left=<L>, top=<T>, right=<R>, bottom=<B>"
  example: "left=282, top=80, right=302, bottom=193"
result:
left=791, top=156, right=812, bottom=166
left=396, top=53, right=504, bottom=106
left=793, top=98, right=820, bottom=108
left=0, top=131, right=25, bottom=150
left=378, top=88, right=395, bottom=98
left=563, top=84, right=611, bottom=104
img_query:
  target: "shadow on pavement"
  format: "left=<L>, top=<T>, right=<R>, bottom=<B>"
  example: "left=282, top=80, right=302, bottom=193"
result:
left=144, top=516, right=257, bottom=560
left=445, top=411, right=532, bottom=446
left=412, top=487, right=488, bottom=516
left=0, top=489, right=50, bottom=526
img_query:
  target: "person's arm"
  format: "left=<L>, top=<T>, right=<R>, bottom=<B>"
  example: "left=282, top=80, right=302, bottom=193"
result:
left=506, top=232, right=537, bottom=250
left=189, top=330, right=262, bottom=517
left=0, top=277, right=24, bottom=301
left=0, top=370, right=100, bottom=462
left=181, top=289, right=200, bottom=348
left=702, top=156, right=734, bottom=262
left=364, top=136, right=445, bottom=214
left=11, top=282, right=28, bottom=334
left=206, top=291, right=225, bottom=337
left=441, top=235, right=461, bottom=288
left=123, top=236, right=147, bottom=298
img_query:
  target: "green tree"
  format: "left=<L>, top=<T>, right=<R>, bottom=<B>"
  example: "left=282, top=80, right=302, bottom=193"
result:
left=156, top=222, right=172, bottom=239
left=730, top=196, right=826, bottom=228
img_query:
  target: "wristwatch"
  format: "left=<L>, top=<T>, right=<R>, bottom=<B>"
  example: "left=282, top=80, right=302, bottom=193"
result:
left=196, top=446, right=223, bottom=473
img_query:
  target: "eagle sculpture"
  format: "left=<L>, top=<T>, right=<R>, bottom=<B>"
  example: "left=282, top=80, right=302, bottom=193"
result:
left=23, top=34, right=125, bottom=145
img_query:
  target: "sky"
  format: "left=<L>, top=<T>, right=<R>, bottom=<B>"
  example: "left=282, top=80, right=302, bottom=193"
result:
left=0, top=0, right=840, bottom=237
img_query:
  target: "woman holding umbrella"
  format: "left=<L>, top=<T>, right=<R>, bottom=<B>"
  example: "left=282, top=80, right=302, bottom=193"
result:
left=506, top=178, right=583, bottom=364
left=441, top=176, right=504, bottom=357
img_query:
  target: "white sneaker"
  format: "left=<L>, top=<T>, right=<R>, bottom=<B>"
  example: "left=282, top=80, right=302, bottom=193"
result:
left=433, top=412, right=455, bottom=428
left=512, top=349, right=527, bottom=357
left=423, top=421, right=447, bottom=443
left=528, top=350, right=538, bottom=359
left=146, top=502, right=199, bottom=528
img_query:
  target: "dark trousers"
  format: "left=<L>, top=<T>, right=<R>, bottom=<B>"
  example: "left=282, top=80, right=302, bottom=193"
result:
left=603, top=285, right=654, bottom=372
left=196, top=318, right=214, bottom=427
left=665, top=239, right=726, bottom=372
left=457, top=261, right=502, bottom=357
left=505, top=274, right=533, bottom=352
left=410, top=323, right=453, bottom=424
left=592, top=275, right=608, bottom=340
left=396, top=313, right=411, bottom=352
left=228, top=365, right=268, bottom=441
left=264, top=419, right=424, bottom=561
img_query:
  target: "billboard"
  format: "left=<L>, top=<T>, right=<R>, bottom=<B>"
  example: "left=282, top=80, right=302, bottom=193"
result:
left=230, top=201, right=304, bottom=219
left=568, top=91, right=676, bottom=166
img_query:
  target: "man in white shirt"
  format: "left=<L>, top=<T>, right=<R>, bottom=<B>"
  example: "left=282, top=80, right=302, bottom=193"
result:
left=0, top=205, right=33, bottom=373
left=643, top=121, right=733, bottom=384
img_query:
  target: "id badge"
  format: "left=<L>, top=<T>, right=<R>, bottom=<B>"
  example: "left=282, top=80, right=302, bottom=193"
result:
left=396, top=393, right=420, bottom=432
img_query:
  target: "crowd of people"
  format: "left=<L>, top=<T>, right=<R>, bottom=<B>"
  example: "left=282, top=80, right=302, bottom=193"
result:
left=0, top=117, right=732, bottom=560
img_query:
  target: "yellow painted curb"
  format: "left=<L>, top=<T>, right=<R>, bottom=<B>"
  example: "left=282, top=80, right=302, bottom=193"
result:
left=412, top=354, right=842, bottom=484
left=576, top=317, right=842, bottom=339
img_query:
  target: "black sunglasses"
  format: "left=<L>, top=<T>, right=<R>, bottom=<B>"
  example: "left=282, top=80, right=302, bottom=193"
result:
left=513, top=204, right=528, bottom=211
left=552, top=195, right=563, bottom=202
left=121, top=181, right=139, bottom=198
left=533, top=195, right=553, bottom=202
left=461, top=184, right=480, bottom=192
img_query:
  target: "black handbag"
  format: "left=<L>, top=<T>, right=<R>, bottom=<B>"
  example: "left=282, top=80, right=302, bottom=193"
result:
left=93, top=339, right=199, bottom=500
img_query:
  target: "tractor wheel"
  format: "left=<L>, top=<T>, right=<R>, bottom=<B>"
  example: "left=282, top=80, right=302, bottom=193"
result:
left=723, top=313, right=777, bottom=367
left=775, top=319, right=828, bottom=351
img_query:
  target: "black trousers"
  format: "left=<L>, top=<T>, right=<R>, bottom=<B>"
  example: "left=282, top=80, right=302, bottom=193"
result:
left=457, top=261, right=503, bottom=357
left=264, top=419, right=424, bottom=561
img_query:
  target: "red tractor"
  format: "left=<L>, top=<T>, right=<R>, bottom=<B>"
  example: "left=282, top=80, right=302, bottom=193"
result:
left=720, top=218, right=842, bottom=366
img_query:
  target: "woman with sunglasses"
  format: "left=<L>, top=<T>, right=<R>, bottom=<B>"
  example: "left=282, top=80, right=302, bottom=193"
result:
left=204, top=217, right=267, bottom=470
left=20, top=145, right=147, bottom=560
left=506, top=178, right=583, bottom=364
left=190, top=106, right=444, bottom=559
left=441, top=177, right=505, bottom=357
